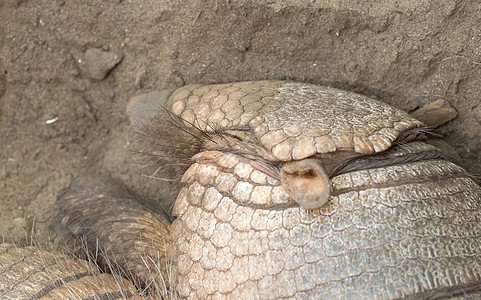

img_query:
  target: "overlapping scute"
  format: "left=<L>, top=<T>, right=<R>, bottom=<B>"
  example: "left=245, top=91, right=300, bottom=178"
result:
left=168, top=81, right=423, bottom=160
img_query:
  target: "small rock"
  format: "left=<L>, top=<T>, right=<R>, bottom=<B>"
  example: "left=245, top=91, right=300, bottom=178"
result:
left=234, top=39, right=251, bottom=52
left=411, top=99, right=458, bottom=128
left=80, top=48, right=123, bottom=80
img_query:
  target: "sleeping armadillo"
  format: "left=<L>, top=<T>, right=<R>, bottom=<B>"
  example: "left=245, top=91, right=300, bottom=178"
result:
left=128, top=81, right=481, bottom=299
left=5, top=81, right=481, bottom=299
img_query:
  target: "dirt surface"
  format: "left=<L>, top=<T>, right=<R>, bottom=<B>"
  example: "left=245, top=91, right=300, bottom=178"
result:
left=1, top=0, right=480, bottom=244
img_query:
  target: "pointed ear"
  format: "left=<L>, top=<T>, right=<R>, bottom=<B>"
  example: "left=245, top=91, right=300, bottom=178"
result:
left=280, top=158, right=331, bottom=210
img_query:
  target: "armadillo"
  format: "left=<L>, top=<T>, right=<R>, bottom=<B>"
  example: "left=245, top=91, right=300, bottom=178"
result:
left=0, top=242, right=140, bottom=299
left=129, top=81, right=481, bottom=299
left=5, top=81, right=481, bottom=299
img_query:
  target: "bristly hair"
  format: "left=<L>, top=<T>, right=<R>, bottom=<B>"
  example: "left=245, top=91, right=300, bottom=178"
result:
left=393, top=126, right=430, bottom=146
left=0, top=239, right=153, bottom=299
left=130, top=106, right=216, bottom=183
left=129, top=105, right=267, bottom=184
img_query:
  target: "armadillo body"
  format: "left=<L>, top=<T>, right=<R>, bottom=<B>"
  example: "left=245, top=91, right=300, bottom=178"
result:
left=4, top=81, right=481, bottom=299
left=132, top=82, right=481, bottom=299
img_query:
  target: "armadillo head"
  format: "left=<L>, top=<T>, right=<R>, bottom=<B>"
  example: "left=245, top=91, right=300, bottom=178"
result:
left=128, top=81, right=423, bottom=210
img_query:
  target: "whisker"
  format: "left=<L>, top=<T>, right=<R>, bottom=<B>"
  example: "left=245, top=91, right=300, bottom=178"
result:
left=161, top=105, right=216, bottom=143
left=141, top=174, right=183, bottom=182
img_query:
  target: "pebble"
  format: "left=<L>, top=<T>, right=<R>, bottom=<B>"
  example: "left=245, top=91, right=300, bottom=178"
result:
left=80, top=48, right=123, bottom=80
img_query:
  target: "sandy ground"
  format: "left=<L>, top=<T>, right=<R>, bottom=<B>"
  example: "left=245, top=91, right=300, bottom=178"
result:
left=1, top=0, right=480, bottom=245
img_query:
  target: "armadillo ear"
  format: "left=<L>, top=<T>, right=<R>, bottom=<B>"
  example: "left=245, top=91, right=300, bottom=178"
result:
left=127, top=89, right=175, bottom=126
left=280, top=158, right=331, bottom=210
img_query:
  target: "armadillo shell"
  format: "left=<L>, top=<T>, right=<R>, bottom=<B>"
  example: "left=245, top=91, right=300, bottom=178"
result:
left=171, top=143, right=481, bottom=299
